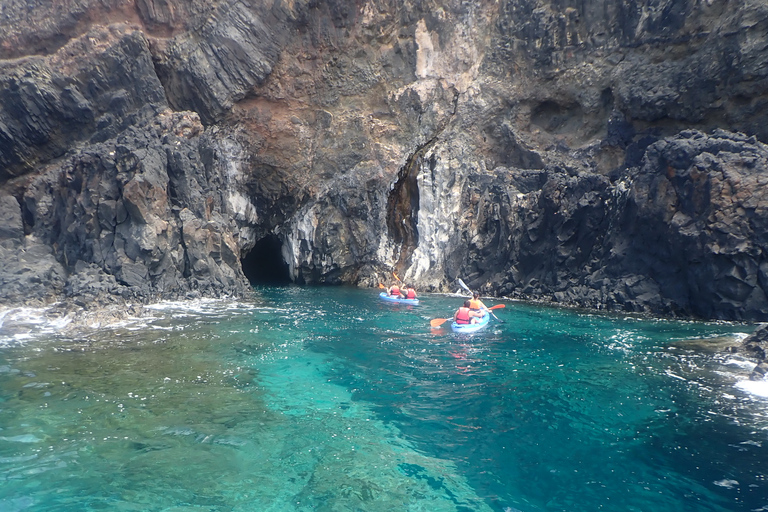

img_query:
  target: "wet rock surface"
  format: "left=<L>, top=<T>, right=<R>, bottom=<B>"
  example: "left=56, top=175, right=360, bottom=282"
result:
left=1, top=0, right=768, bottom=320
left=728, top=323, right=768, bottom=378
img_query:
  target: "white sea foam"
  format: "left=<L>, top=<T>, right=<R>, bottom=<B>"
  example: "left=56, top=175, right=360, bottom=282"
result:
left=665, top=369, right=688, bottom=381
left=145, top=297, right=259, bottom=316
left=0, top=297, right=266, bottom=346
left=723, top=356, right=758, bottom=371
left=713, top=478, right=739, bottom=489
left=0, top=307, right=59, bottom=329
left=735, top=380, right=768, bottom=398
left=0, top=434, right=42, bottom=443
left=0, top=306, right=73, bottom=346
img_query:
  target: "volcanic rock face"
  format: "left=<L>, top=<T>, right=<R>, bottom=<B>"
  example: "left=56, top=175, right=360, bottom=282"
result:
left=1, top=0, right=768, bottom=320
left=430, top=129, right=768, bottom=320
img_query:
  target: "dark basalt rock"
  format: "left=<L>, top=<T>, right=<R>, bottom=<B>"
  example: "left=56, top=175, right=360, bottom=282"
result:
left=0, top=192, right=67, bottom=305
left=4, top=107, right=249, bottom=306
left=617, top=130, right=768, bottom=319
left=455, top=130, right=768, bottom=320
left=154, top=1, right=281, bottom=124
left=0, top=29, right=167, bottom=181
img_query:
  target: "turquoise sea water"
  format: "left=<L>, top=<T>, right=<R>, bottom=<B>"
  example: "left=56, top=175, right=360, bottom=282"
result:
left=0, top=286, right=766, bottom=512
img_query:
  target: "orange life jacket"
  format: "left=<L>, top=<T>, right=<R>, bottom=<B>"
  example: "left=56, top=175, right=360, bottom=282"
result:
left=390, top=286, right=400, bottom=296
left=469, top=299, right=483, bottom=310
left=455, top=307, right=471, bottom=324
left=406, top=288, right=416, bottom=299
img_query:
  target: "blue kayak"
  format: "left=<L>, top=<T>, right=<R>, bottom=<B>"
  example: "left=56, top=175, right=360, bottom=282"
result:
left=451, top=312, right=490, bottom=333
left=379, top=291, right=419, bottom=305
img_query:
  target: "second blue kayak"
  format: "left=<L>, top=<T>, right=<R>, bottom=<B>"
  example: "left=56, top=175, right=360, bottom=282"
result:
left=379, top=291, right=419, bottom=305
left=451, top=312, right=490, bottom=333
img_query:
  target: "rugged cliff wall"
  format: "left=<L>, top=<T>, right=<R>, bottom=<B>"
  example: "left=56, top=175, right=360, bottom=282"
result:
left=1, top=0, right=767, bottom=320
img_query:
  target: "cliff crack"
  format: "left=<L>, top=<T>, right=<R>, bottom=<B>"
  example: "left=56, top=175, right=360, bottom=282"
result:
left=386, top=88, right=460, bottom=276
left=386, top=136, right=437, bottom=275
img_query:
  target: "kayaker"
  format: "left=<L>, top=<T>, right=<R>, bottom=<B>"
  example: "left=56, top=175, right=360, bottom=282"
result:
left=401, top=284, right=417, bottom=300
left=469, top=292, right=489, bottom=313
left=387, top=283, right=402, bottom=297
left=454, top=300, right=485, bottom=324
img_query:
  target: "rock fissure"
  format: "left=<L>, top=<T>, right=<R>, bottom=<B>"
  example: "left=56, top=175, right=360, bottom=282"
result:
left=386, top=136, right=440, bottom=275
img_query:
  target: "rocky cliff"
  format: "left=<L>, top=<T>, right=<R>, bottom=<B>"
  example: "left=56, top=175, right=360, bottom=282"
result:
left=1, top=0, right=768, bottom=321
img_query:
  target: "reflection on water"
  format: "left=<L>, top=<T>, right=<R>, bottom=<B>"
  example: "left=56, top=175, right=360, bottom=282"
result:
left=0, top=287, right=765, bottom=511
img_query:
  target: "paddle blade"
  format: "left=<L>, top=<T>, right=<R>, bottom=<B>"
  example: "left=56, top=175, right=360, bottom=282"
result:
left=393, top=272, right=401, bottom=282
left=457, top=278, right=471, bottom=293
left=489, top=304, right=506, bottom=310
left=379, top=283, right=386, bottom=289
left=430, top=318, right=449, bottom=327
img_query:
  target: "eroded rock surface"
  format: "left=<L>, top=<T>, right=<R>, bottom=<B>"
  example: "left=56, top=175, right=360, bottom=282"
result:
left=1, top=0, right=768, bottom=320
left=426, top=129, right=768, bottom=320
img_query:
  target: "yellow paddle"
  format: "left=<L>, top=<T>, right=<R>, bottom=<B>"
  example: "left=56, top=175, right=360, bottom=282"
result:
left=430, top=317, right=451, bottom=327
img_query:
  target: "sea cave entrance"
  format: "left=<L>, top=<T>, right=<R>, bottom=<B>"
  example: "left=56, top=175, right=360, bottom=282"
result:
left=241, top=234, right=292, bottom=286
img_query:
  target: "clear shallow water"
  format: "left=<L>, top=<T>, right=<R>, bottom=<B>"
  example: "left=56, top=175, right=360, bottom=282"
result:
left=0, top=286, right=765, bottom=512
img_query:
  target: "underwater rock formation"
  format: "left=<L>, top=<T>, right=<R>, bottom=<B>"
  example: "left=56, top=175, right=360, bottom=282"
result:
left=729, top=323, right=768, bottom=377
left=1, top=0, right=768, bottom=320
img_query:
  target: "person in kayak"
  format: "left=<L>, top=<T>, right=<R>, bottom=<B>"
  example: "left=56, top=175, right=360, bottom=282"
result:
left=401, top=284, right=417, bottom=300
left=387, top=283, right=402, bottom=297
left=454, top=300, right=485, bottom=324
left=469, top=292, right=489, bottom=313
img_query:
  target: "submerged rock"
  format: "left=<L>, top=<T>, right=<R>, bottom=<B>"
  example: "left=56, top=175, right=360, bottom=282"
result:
left=734, top=324, right=768, bottom=362
left=751, top=363, right=768, bottom=381
left=726, top=323, right=768, bottom=379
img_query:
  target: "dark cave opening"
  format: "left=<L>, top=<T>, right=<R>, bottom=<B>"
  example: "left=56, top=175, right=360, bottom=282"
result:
left=241, top=234, right=292, bottom=286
